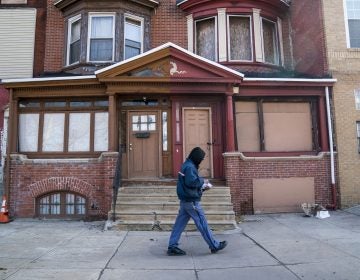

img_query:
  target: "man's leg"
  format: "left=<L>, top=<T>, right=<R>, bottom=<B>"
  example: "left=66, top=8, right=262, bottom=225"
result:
left=168, top=201, right=191, bottom=248
left=186, top=201, right=220, bottom=250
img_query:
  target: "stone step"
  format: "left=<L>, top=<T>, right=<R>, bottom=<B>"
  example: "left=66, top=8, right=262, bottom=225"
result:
left=117, top=186, right=230, bottom=195
left=112, top=211, right=236, bottom=222
left=114, top=202, right=234, bottom=212
left=113, top=220, right=237, bottom=231
left=116, top=195, right=231, bottom=203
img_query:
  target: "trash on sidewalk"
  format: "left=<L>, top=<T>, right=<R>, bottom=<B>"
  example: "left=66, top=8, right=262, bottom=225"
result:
left=301, top=203, right=330, bottom=219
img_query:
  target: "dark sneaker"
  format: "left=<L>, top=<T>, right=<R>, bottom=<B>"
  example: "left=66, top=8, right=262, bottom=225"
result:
left=167, top=246, right=186, bottom=256
left=211, top=241, right=228, bottom=254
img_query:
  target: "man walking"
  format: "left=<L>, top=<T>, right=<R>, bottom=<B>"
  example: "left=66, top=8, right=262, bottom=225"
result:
left=167, top=147, right=227, bottom=255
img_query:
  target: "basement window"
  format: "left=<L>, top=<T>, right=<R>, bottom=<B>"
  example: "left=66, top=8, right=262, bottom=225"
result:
left=37, top=192, right=86, bottom=218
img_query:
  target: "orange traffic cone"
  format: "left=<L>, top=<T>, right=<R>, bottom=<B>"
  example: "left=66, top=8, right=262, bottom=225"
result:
left=0, top=195, right=10, bottom=223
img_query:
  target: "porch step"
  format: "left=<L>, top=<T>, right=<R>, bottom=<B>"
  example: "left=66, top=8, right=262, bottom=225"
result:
left=109, top=184, right=237, bottom=231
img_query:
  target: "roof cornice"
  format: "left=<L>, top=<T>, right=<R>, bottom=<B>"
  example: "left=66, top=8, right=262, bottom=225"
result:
left=55, top=0, right=159, bottom=10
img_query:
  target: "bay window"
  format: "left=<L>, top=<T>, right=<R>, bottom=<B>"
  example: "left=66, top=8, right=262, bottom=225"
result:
left=262, top=18, right=280, bottom=65
left=88, top=14, right=115, bottom=62
left=228, top=15, right=252, bottom=61
left=195, top=17, right=217, bottom=61
left=18, top=100, right=109, bottom=155
left=124, top=16, right=143, bottom=59
left=67, top=15, right=81, bottom=65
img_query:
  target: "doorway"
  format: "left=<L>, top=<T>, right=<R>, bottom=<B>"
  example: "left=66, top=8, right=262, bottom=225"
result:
left=128, top=111, right=160, bottom=178
left=182, top=108, right=213, bottom=178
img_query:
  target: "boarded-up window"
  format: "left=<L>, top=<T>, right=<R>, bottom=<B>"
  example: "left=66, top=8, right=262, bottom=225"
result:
left=263, top=103, right=312, bottom=151
left=195, top=17, right=216, bottom=61
left=235, top=102, right=260, bottom=152
left=228, top=16, right=252, bottom=61
left=262, top=19, right=279, bottom=65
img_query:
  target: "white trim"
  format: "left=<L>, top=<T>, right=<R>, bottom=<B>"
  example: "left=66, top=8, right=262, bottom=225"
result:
left=2, top=75, right=96, bottom=84
left=244, top=77, right=337, bottom=83
left=87, top=12, right=116, bottom=63
left=194, top=16, right=218, bottom=62
left=253, top=8, right=263, bottom=62
left=186, top=14, right=194, bottom=52
left=95, top=42, right=244, bottom=77
left=354, top=88, right=360, bottom=110
left=66, top=14, right=81, bottom=66
left=261, top=17, right=280, bottom=66
left=176, top=0, right=188, bottom=5
left=227, top=14, right=253, bottom=62
left=343, top=0, right=351, bottom=48
left=218, top=8, right=227, bottom=62
left=325, top=87, right=335, bottom=185
left=124, top=13, right=144, bottom=59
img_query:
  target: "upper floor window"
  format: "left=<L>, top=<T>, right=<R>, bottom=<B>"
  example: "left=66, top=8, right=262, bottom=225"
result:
left=124, top=15, right=143, bottom=60
left=262, top=18, right=279, bottom=65
left=355, top=89, right=360, bottom=110
left=88, top=13, right=115, bottom=62
left=67, top=15, right=81, bottom=65
left=228, top=15, right=252, bottom=61
left=345, top=0, right=360, bottom=48
left=195, top=17, right=217, bottom=61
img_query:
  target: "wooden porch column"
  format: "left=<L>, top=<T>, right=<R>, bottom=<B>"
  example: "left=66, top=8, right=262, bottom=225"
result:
left=318, top=95, right=329, bottom=151
left=108, top=93, right=117, bottom=152
left=9, top=90, right=18, bottom=153
left=226, top=92, right=235, bottom=152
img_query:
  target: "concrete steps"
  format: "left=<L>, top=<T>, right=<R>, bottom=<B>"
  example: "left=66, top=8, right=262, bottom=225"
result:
left=110, top=182, right=238, bottom=231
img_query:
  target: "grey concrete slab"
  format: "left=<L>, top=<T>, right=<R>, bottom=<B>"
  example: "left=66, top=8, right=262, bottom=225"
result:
left=323, top=238, right=360, bottom=259
left=62, top=234, right=126, bottom=248
left=24, top=247, right=116, bottom=269
left=0, top=258, right=29, bottom=268
left=100, top=269, right=197, bottom=280
left=189, top=234, right=279, bottom=269
left=5, top=269, right=102, bottom=280
left=287, top=257, right=360, bottom=280
left=0, top=268, right=18, bottom=280
left=197, top=266, right=299, bottom=280
left=107, top=234, right=195, bottom=270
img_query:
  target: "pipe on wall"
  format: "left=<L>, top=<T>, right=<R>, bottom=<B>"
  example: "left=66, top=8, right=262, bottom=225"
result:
left=325, top=86, right=337, bottom=210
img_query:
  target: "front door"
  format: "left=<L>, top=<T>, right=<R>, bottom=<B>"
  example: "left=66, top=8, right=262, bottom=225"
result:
left=128, top=111, right=160, bottom=178
left=183, top=108, right=213, bottom=178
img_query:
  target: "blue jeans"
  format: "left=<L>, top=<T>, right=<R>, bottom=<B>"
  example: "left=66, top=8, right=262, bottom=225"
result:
left=168, top=201, right=220, bottom=250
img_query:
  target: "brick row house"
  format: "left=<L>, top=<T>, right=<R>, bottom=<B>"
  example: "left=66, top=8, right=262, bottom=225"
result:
left=1, top=0, right=338, bottom=222
left=322, top=0, right=360, bottom=209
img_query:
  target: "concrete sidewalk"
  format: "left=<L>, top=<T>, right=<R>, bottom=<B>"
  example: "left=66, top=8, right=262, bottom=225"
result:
left=1, top=210, right=360, bottom=280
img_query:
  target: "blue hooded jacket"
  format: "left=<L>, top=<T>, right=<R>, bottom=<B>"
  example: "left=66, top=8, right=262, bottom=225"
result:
left=176, top=158, right=205, bottom=202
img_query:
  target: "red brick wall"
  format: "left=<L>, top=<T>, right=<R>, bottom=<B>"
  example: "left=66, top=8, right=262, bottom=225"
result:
left=150, top=0, right=187, bottom=48
left=44, top=0, right=64, bottom=72
left=224, top=153, right=337, bottom=215
left=8, top=153, right=117, bottom=220
left=290, top=0, right=328, bottom=77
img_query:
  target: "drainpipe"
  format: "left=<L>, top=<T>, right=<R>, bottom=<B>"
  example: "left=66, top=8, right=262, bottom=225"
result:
left=325, top=86, right=337, bottom=209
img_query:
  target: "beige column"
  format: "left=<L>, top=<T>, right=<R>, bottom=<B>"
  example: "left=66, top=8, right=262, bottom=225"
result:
left=253, top=8, right=264, bottom=63
left=187, top=14, right=194, bottom=52
left=277, top=17, right=284, bottom=66
left=218, top=8, right=227, bottom=62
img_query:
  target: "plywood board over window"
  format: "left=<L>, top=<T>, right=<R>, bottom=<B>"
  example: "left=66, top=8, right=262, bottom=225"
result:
left=263, top=102, right=312, bottom=152
left=235, top=102, right=260, bottom=152
left=195, top=17, right=217, bottom=61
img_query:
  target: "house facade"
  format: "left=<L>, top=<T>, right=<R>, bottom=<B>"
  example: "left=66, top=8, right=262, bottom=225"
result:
left=322, top=0, right=360, bottom=208
left=0, top=0, right=47, bottom=196
left=2, top=0, right=337, bottom=221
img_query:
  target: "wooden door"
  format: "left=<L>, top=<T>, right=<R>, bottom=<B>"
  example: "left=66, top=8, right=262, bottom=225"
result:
left=183, top=108, right=213, bottom=178
left=128, top=111, right=160, bottom=178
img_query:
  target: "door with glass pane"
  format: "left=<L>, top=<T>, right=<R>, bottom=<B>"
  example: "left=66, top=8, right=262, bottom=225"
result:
left=128, top=111, right=160, bottom=178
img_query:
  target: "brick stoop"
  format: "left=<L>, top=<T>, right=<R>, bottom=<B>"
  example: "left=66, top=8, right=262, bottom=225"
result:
left=109, top=180, right=238, bottom=231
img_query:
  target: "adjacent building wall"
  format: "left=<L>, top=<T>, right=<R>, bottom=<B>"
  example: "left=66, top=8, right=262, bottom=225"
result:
left=322, top=0, right=360, bottom=208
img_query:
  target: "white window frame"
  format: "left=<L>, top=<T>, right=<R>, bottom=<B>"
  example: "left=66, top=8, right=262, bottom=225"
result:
left=124, top=14, right=144, bottom=60
left=87, top=13, right=115, bottom=63
left=357, top=121, right=360, bottom=153
left=344, top=0, right=360, bottom=48
left=66, top=14, right=81, bottom=66
left=260, top=17, right=280, bottom=65
left=355, top=89, right=360, bottom=110
left=227, top=15, right=253, bottom=62
left=194, top=16, right=218, bottom=61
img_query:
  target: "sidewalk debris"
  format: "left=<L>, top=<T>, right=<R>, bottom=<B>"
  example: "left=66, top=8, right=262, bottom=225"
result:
left=301, top=203, right=330, bottom=219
